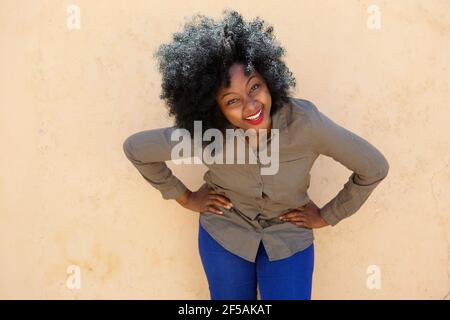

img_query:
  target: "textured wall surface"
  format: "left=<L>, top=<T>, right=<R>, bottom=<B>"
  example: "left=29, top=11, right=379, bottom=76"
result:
left=0, top=0, right=449, bottom=299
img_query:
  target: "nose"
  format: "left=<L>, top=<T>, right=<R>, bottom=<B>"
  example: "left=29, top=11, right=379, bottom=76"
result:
left=243, top=97, right=260, bottom=118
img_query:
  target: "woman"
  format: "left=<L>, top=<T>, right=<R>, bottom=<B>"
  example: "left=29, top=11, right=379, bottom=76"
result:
left=123, top=9, right=389, bottom=300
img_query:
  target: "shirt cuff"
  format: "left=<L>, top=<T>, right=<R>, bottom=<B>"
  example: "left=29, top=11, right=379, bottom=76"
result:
left=319, top=172, right=387, bottom=227
left=319, top=204, right=342, bottom=226
left=159, top=178, right=189, bottom=200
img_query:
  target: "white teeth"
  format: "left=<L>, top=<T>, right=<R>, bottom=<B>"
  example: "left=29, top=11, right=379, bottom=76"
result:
left=245, top=109, right=263, bottom=120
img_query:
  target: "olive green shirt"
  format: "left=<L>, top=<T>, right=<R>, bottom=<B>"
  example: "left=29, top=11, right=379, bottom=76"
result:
left=122, top=97, right=390, bottom=262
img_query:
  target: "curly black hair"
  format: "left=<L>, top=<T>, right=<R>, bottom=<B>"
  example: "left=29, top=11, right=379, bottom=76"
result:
left=153, top=9, right=296, bottom=139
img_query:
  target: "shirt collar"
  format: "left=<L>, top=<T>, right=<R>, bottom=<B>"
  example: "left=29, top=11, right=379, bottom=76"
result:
left=271, top=98, right=290, bottom=132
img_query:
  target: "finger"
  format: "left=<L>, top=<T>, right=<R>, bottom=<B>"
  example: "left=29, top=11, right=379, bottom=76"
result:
left=207, top=196, right=231, bottom=208
left=281, top=210, right=308, bottom=218
left=211, top=199, right=232, bottom=210
left=208, top=195, right=233, bottom=208
left=204, top=205, right=223, bottom=215
left=279, top=210, right=303, bottom=220
left=283, top=216, right=307, bottom=222
left=207, top=189, right=222, bottom=196
left=279, top=211, right=299, bottom=219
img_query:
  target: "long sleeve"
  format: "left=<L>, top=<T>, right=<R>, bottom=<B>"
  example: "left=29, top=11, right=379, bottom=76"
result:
left=306, top=101, right=390, bottom=226
left=122, top=126, right=191, bottom=200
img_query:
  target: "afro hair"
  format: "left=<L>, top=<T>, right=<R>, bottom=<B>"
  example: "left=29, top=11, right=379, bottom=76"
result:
left=153, top=9, right=296, bottom=138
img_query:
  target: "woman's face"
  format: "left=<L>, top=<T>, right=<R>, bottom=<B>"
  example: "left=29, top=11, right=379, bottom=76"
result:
left=216, top=63, right=272, bottom=134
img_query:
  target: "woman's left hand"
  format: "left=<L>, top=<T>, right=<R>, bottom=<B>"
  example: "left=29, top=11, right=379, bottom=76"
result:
left=278, top=200, right=329, bottom=229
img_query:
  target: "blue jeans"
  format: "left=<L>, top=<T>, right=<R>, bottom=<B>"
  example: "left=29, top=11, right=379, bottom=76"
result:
left=198, top=222, right=314, bottom=300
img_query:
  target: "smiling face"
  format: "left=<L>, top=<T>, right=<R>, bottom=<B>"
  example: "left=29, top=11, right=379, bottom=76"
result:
left=216, top=63, right=272, bottom=136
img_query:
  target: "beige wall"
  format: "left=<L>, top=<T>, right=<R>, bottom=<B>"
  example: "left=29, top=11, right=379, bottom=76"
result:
left=1, top=0, right=449, bottom=299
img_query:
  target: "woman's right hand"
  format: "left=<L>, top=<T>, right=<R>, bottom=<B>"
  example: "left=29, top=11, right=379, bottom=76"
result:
left=176, top=183, right=233, bottom=215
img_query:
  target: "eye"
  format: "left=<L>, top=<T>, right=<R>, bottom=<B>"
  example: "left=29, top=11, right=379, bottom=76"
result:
left=251, top=83, right=260, bottom=91
left=227, top=98, right=238, bottom=105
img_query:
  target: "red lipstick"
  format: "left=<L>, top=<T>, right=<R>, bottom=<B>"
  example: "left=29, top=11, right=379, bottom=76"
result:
left=244, top=108, right=264, bottom=125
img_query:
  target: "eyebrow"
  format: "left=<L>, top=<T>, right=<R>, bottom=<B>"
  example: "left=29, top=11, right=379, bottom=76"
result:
left=221, top=75, right=257, bottom=100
